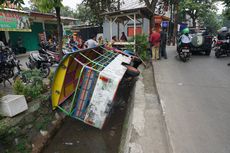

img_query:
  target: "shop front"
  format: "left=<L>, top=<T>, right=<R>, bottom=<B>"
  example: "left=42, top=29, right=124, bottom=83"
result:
left=0, top=8, right=77, bottom=53
left=0, top=9, right=31, bottom=49
left=9, top=22, right=43, bottom=51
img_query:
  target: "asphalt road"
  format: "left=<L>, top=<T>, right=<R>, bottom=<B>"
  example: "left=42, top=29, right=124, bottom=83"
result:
left=154, top=47, right=230, bottom=153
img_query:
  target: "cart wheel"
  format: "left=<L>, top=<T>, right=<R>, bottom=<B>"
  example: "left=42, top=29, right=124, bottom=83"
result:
left=125, top=65, right=140, bottom=77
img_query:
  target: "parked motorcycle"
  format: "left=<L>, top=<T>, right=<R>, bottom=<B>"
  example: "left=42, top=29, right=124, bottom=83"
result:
left=38, top=42, right=60, bottom=64
left=38, top=42, right=78, bottom=63
left=214, top=38, right=230, bottom=58
left=63, top=42, right=79, bottom=54
left=0, top=47, right=21, bottom=86
left=26, top=52, right=51, bottom=78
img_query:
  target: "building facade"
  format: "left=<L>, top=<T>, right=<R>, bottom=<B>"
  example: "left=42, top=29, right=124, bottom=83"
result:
left=0, top=8, right=77, bottom=52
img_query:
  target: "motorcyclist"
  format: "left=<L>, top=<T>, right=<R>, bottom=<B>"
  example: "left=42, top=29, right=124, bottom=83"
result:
left=177, top=27, right=191, bottom=53
left=179, top=28, right=191, bottom=44
left=217, top=27, right=229, bottom=40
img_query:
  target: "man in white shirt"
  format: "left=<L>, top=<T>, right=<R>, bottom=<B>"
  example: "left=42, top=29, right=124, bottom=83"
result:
left=84, top=35, right=98, bottom=48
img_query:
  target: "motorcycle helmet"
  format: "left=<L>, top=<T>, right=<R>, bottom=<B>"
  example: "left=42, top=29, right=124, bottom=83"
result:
left=182, top=28, right=190, bottom=34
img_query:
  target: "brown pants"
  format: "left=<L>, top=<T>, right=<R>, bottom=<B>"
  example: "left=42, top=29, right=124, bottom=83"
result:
left=152, top=46, right=159, bottom=60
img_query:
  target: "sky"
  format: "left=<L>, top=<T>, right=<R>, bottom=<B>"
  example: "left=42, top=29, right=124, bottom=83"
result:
left=215, top=2, right=225, bottom=14
left=23, top=0, right=83, bottom=10
left=23, top=0, right=225, bottom=14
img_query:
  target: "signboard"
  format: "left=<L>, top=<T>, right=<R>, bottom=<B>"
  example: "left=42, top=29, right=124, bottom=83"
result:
left=162, top=21, right=169, bottom=28
left=178, top=23, right=188, bottom=32
left=0, top=11, right=31, bottom=32
left=127, top=27, right=142, bottom=37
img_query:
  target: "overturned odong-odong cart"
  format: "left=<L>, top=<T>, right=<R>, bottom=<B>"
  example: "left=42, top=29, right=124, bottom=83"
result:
left=51, top=46, right=140, bottom=129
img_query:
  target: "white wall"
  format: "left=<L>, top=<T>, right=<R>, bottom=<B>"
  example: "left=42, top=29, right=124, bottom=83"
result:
left=103, top=17, right=150, bottom=41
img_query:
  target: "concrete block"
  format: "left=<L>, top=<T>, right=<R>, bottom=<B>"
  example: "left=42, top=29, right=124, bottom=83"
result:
left=0, top=95, right=28, bottom=117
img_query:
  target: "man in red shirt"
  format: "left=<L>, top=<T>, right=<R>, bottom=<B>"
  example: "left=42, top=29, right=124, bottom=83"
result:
left=150, top=28, right=161, bottom=60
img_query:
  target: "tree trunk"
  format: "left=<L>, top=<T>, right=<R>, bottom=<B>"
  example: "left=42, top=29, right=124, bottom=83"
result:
left=192, top=18, right=196, bottom=28
left=172, top=2, right=179, bottom=46
left=55, top=7, right=63, bottom=58
left=149, top=14, right=155, bottom=34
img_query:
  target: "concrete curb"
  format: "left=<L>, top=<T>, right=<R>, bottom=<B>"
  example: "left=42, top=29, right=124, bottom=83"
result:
left=151, top=61, right=174, bottom=153
left=119, top=63, right=173, bottom=153
left=119, top=66, right=145, bottom=153
left=119, top=81, right=135, bottom=153
left=32, top=113, right=66, bottom=153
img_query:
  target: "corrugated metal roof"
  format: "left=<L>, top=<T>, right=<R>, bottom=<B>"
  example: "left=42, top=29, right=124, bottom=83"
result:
left=120, top=0, right=146, bottom=10
left=1, top=8, right=29, bottom=14
left=0, top=8, right=78, bottom=21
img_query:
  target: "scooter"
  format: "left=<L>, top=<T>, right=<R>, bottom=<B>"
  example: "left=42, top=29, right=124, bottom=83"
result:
left=26, top=52, right=51, bottom=78
left=214, top=38, right=230, bottom=58
left=177, top=35, right=191, bottom=62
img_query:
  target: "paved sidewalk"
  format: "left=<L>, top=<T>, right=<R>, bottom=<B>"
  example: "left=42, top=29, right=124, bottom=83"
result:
left=121, top=65, right=171, bottom=153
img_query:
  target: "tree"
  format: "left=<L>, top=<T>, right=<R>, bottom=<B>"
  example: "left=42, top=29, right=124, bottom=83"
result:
left=0, top=0, right=24, bottom=7
left=223, top=0, right=230, bottom=6
left=172, top=0, right=179, bottom=45
left=81, top=0, right=122, bottom=25
left=178, top=0, right=216, bottom=28
left=61, top=6, right=75, bottom=18
left=141, top=0, right=159, bottom=31
left=200, top=11, right=222, bottom=34
left=31, top=0, right=64, bottom=57
left=223, top=7, right=230, bottom=19
left=74, top=3, right=96, bottom=25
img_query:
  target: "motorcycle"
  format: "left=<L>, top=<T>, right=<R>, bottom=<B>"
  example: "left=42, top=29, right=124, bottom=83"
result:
left=38, top=42, right=60, bottom=64
left=177, top=35, right=191, bottom=62
left=63, top=42, right=79, bottom=54
left=26, top=52, right=51, bottom=78
left=0, top=47, right=21, bottom=86
left=38, top=42, right=78, bottom=63
left=214, top=38, right=230, bottom=58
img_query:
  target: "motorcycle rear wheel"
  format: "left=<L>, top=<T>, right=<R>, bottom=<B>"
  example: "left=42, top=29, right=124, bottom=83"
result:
left=40, top=66, right=50, bottom=78
left=215, top=51, right=221, bottom=58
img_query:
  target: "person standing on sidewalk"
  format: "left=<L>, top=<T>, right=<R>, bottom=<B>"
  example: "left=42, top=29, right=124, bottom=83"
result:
left=160, top=28, right=168, bottom=59
left=150, top=28, right=161, bottom=60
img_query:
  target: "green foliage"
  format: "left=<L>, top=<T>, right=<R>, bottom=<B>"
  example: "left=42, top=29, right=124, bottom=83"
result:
left=178, top=0, right=216, bottom=27
left=31, top=0, right=63, bottom=12
left=35, top=116, right=52, bottom=130
left=81, top=0, right=121, bottom=25
left=13, top=69, right=45, bottom=101
left=0, top=0, right=24, bottom=7
left=0, top=121, right=7, bottom=136
left=75, top=3, right=97, bottom=25
left=15, top=138, right=30, bottom=153
left=7, top=127, right=18, bottom=135
left=223, top=0, right=230, bottom=6
left=127, top=34, right=150, bottom=61
left=223, top=7, right=230, bottom=20
left=61, top=6, right=75, bottom=18
left=199, top=11, right=222, bottom=35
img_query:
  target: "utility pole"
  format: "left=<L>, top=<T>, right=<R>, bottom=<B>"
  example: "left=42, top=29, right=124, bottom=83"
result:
left=117, top=0, right=120, bottom=39
left=172, top=0, right=179, bottom=46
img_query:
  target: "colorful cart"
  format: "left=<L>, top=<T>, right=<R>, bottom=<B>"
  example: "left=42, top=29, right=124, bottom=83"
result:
left=51, top=46, right=132, bottom=129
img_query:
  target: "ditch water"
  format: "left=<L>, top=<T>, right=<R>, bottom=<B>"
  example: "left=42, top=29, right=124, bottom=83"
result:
left=42, top=78, right=135, bottom=153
